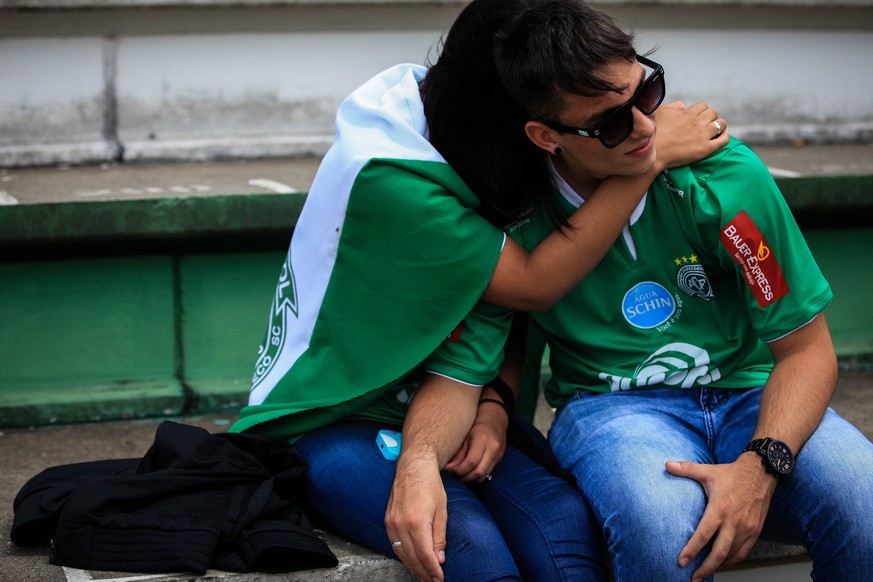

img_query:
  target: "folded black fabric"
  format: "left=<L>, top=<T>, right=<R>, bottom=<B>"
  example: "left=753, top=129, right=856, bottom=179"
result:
left=11, top=421, right=337, bottom=574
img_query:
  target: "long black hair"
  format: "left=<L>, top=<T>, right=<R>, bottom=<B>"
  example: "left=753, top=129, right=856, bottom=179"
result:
left=420, top=0, right=552, bottom=228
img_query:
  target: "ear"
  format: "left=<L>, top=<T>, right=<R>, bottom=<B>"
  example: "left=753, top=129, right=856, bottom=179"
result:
left=524, top=121, right=561, bottom=155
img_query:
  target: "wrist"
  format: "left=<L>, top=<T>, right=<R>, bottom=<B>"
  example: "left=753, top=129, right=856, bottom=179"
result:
left=482, top=376, right=515, bottom=415
left=479, top=398, right=509, bottom=416
left=648, top=156, right=667, bottom=177
left=738, top=452, right=780, bottom=493
left=476, top=399, right=510, bottom=429
left=743, top=437, right=795, bottom=480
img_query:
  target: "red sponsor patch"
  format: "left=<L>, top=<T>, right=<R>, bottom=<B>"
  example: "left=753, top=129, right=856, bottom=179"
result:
left=447, top=323, right=464, bottom=342
left=719, top=211, right=789, bottom=307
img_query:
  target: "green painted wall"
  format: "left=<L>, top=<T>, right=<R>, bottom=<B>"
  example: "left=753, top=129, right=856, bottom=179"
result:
left=180, top=252, right=284, bottom=412
left=0, top=179, right=870, bottom=427
left=805, top=228, right=873, bottom=363
left=0, top=257, right=182, bottom=425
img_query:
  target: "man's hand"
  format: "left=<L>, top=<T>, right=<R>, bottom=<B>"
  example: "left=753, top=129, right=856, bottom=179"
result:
left=444, top=402, right=509, bottom=482
left=654, top=101, right=729, bottom=171
left=665, top=453, right=778, bottom=581
left=385, top=453, right=448, bottom=581
left=384, top=373, right=480, bottom=581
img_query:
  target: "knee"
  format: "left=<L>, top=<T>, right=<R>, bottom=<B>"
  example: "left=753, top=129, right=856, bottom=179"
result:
left=593, top=476, right=706, bottom=580
left=442, top=499, right=518, bottom=578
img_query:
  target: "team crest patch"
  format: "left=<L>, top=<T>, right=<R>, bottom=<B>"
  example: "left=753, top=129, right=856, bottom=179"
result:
left=252, top=250, right=298, bottom=390
left=674, top=254, right=713, bottom=301
left=720, top=211, right=789, bottom=307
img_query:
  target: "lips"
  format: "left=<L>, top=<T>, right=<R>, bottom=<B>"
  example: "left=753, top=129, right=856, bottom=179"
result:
left=626, top=137, right=654, bottom=156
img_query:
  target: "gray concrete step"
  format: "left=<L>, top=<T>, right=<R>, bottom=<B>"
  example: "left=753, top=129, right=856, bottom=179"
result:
left=3, top=372, right=871, bottom=581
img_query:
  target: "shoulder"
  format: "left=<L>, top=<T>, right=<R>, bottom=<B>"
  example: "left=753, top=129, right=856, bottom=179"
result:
left=689, top=137, right=771, bottom=186
left=659, top=138, right=778, bottom=210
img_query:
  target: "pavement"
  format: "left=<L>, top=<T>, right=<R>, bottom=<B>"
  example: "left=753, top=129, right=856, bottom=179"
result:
left=2, top=372, right=872, bottom=582
left=1, top=143, right=872, bottom=207
left=2, top=142, right=873, bottom=581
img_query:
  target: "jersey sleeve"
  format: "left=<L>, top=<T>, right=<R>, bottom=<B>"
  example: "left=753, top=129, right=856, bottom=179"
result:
left=687, top=140, right=833, bottom=342
left=424, top=300, right=515, bottom=386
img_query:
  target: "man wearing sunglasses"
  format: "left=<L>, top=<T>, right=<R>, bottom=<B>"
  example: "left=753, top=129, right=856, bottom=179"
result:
left=427, top=0, right=873, bottom=580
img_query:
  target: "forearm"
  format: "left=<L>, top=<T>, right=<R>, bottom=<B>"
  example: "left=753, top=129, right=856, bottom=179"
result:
left=483, top=168, right=656, bottom=311
left=397, top=373, right=480, bottom=471
left=751, top=314, right=837, bottom=454
left=483, top=102, right=729, bottom=312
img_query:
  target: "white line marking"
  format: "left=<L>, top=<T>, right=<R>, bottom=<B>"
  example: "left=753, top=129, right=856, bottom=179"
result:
left=95, top=574, right=187, bottom=581
left=0, top=190, right=19, bottom=205
left=75, top=189, right=114, bottom=198
left=63, top=566, right=188, bottom=581
left=248, top=178, right=297, bottom=193
left=768, top=167, right=802, bottom=178
left=62, top=566, right=93, bottom=581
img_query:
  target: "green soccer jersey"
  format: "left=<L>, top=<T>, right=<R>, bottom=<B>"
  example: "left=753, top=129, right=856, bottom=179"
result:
left=444, top=138, right=833, bottom=409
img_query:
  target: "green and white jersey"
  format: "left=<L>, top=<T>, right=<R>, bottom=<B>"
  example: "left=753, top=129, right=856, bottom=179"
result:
left=231, top=64, right=506, bottom=438
left=445, top=139, right=832, bottom=408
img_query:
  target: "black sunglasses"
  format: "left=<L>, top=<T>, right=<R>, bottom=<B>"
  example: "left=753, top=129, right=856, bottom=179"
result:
left=536, top=55, right=666, bottom=149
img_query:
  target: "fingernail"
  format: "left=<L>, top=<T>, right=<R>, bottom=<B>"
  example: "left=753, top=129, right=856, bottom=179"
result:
left=439, top=550, right=446, bottom=562
left=666, top=461, right=680, bottom=470
left=678, top=557, right=689, bottom=567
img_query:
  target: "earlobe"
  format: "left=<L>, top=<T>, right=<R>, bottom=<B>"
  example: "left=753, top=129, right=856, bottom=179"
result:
left=524, top=121, right=561, bottom=155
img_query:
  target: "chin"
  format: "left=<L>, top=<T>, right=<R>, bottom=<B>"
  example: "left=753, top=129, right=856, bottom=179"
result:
left=629, top=156, right=657, bottom=176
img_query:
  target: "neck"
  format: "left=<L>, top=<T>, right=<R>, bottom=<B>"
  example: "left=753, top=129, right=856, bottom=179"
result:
left=552, top=156, right=601, bottom=199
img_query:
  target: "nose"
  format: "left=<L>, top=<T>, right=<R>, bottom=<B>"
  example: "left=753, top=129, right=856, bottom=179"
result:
left=631, top=105, right=656, bottom=138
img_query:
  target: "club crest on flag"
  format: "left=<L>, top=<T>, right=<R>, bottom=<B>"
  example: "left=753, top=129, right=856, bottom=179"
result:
left=252, top=251, right=298, bottom=390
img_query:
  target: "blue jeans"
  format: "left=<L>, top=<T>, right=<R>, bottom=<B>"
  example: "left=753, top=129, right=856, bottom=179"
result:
left=549, top=386, right=873, bottom=582
left=294, top=419, right=609, bottom=581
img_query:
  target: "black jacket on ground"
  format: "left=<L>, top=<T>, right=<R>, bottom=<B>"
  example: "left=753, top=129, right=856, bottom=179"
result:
left=11, top=421, right=337, bottom=574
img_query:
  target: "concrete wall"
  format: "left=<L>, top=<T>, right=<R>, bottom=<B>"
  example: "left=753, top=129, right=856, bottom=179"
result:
left=1, top=0, right=872, bottom=167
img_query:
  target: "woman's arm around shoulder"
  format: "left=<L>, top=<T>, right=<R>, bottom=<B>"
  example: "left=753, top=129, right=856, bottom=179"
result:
left=483, top=101, right=730, bottom=311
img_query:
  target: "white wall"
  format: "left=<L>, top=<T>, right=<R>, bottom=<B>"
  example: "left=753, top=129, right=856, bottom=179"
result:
left=1, top=0, right=871, bottom=167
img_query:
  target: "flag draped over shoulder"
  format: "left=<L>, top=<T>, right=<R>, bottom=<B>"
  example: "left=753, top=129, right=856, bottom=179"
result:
left=231, top=64, right=505, bottom=439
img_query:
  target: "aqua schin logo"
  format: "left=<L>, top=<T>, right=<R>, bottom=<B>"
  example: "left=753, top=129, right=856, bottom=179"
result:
left=622, top=281, right=675, bottom=329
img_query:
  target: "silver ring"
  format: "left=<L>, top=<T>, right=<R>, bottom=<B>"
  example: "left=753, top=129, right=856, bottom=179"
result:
left=391, top=540, right=403, bottom=547
left=485, top=474, right=493, bottom=481
left=711, top=120, right=723, bottom=134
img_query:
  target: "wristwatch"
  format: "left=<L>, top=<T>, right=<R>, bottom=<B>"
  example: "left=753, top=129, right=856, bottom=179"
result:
left=743, top=437, right=794, bottom=479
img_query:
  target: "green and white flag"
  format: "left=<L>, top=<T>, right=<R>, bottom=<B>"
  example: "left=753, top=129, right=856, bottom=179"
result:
left=232, top=64, right=505, bottom=438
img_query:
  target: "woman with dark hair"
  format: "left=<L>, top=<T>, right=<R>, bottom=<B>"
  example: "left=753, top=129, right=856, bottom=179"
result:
left=230, top=0, right=728, bottom=579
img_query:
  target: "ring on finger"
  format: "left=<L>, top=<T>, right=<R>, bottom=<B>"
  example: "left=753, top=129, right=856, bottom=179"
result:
left=391, top=540, right=403, bottom=547
left=711, top=120, right=723, bottom=134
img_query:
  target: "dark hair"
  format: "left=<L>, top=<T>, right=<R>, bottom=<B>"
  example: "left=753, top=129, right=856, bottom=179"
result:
left=420, top=0, right=550, bottom=228
left=495, top=0, right=637, bottom=123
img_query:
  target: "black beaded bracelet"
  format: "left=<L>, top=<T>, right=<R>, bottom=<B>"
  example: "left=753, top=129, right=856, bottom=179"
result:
left=486, top=376, right=516, bottom=414
left=479, top=398, right=510, bottom=415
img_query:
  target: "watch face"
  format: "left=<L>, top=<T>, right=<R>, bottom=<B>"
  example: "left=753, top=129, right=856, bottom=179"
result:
left=766, top=440, right=793, bottom=475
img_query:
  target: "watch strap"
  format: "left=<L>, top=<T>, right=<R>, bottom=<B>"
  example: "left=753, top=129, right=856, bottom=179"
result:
left=743, top=437, right=792, bottom=479
left=743, top=437, right=773, bottom=454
